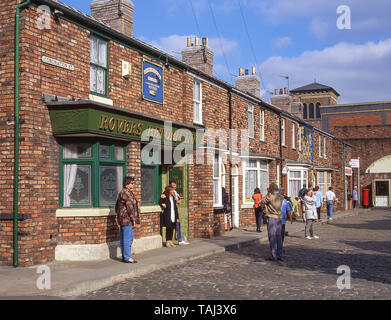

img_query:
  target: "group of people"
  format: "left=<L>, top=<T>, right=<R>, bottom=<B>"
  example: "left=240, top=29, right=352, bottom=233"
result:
left=114, top=176, right=189, bottom=264
left=253, top=182, right=338, bottom=261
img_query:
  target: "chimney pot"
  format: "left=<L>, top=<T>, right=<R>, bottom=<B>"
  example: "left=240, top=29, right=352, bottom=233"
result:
left=252, top=66, right=256, bottom=75
left=202, top=37, right=209, bottom=47
left=274, top=89, right=278, bottom=95
left=239, top=68, right=244, bottom=76
left=279, top=88, right=283, bottom=95
left=284, top=87, right=288, bottom=95
left=194, top=37, right=200, bottom=46
left=245, top=69, right=249, bottom=75
left=187, top=37, right=192, bottom=47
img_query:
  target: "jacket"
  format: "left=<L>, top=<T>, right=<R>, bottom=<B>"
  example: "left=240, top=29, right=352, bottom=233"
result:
left=159, top=196, right=179, bottom=228
left=115, top=188, right=140, bottom=226
left=261, top=192, right=284, bottom=219
left=252, top=193, right=262, bottom=209
left=304, top=195, right=317, bottom=220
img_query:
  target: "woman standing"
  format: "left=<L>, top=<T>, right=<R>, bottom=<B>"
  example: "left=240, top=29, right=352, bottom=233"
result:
left=159, top=186, right=179, bottom=248
left=303, top=189, right=319, bottom=240
left=252, top=188, right=263, bottom=232
left=314, top=186, right=323, bottom=222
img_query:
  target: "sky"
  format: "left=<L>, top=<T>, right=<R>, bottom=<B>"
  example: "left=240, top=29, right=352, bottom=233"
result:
left=60, top=0, right=391, bottom=104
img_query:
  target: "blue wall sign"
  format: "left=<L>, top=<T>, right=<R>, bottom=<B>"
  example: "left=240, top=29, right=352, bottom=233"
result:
left=142, top=60, right=163, bottom=104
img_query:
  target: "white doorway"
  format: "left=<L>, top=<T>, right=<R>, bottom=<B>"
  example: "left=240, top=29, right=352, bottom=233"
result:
left=231, top=166, right=239, bottom=228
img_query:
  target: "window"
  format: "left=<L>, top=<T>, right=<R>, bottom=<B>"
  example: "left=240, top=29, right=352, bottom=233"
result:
left=291, top=122, right=296, bottom=149
left=317, top=171, right=332, bottom=196
left=316, top=102, right=321, bottom=119
left=141, top=148, right=161, bottom=205
left=213, top=153, right=222, bottom=206
left=243, top=160, right=268, bottom=203
left=319, top=135, right=322, bottom=158
left=90, top=35, right=108, bottom=96
left=193, top=79, right=202, bottom=124
left=61, top=143, right=125, bottom=208
left=323, top=137, right=327, bottom=158
left=309, top=103, right=314, bottom=119
left=260, top=109, right=265, bottom=141
left=288, top=168, right=308, bottom=197
left=303, top=103, right=307, bottom=119
left=248, top=104, right=254, bottom=138
left=297, top=126, right=303, bottom=151
left=281, top=118, right=286, bottom=146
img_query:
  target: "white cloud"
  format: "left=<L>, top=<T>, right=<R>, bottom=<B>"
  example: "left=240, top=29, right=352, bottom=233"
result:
left=273, top=37, right=292, bottom=49
left=260, top=38, right=391, bottom=103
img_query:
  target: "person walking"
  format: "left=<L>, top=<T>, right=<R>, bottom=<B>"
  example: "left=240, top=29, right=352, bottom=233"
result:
left=325, top=186, right=336, bottom=220
left=314, top=186, right=323, bottom=222
left=261, top=183, right=284, bottom=261
left=353, top=186, right=358, bottom=209
left=160, top=180, right=190, bottom=245
left=298, top=183, right=308, bottom=221
left=159, top=186, right=180, bottom=248
left=115, top=176, right=140, bottom=263
left=279, top=189, right=293, bottom=244
left=252, top=188, right=263, bottom=232
left=303, top=189, right=319, bottom=240
left=222, top=187, right=232, bottom=231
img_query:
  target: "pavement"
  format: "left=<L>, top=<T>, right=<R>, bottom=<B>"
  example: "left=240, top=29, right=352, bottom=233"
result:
left=0, top=207, right=367, bottom=298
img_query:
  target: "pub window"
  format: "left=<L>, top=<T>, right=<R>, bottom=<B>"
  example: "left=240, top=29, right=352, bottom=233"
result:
left=309, top=103, right=314, bottom=119
left=141, top=148, right=161, bottom=206
left=90, top=35, right=108, bottom=96
left=61, top=142, right=125, bottom=208
left=193, top=79, right=202, bottom=124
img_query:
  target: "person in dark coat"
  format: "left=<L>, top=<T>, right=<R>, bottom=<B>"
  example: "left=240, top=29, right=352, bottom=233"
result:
left=222, top=187, right=232, bottom=230
left=159, top=186, right=179, bottom=248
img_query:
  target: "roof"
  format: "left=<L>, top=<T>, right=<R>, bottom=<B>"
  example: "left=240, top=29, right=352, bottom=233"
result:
left=290, top=82, right=340, bottom=97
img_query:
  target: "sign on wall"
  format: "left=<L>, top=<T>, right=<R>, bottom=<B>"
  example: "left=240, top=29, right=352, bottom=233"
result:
left=350, top=159, right=360, bottom=168
left=142, top=60, right=163, bottom=104
left=345, top=167, right=352, bottom=176
left=41, top=56, right=74, bottom=71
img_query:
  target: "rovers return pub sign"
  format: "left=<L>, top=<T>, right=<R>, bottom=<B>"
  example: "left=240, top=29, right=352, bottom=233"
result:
left=142, top=60, right=163, bottom=104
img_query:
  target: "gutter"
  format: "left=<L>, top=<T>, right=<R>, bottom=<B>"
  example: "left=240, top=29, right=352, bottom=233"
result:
left=14, top=0, right=31, bottom=268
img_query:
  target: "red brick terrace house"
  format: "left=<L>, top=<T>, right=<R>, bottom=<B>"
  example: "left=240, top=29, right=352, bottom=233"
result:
left=0, top=0, right=351, bottom=266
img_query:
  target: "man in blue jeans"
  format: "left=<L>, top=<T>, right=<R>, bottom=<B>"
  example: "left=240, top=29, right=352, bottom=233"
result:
left=115, top=176, right=140, bottom=263
left=325, top=186, right=336, bottom=220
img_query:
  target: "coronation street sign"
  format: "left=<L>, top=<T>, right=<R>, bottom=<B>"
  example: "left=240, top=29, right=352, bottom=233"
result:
left=41, top=56, right=74, bottom=71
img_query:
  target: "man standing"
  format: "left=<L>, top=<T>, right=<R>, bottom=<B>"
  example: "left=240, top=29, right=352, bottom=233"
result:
left=261, top=183, right=284, bottom=261
left=314, top=186, right=323, bottom=222
left=279, top=189, right=293, bottom=244
left=353, top=186, right=358, bottom=209
left=298, top=183, right=308, bottom=221
left=115, top=176, right=140, bottom=263
left=325, top=186, right=336, bottom=220
left=161, top=180, right=189, bottom=245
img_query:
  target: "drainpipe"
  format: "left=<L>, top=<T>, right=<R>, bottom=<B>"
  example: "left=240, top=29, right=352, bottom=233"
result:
left=14, top=0, right=31, bottom=267
left=343, top=143, right=346, bottom=211
left=228, top=90, right=233, bottom=227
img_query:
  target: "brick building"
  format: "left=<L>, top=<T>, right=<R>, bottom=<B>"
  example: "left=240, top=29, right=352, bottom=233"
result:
left=0, top=0, right=350, bottom=266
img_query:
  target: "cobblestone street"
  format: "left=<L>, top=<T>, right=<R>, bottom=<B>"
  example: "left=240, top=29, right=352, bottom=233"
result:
left=78, top=209, right=391, bottom=300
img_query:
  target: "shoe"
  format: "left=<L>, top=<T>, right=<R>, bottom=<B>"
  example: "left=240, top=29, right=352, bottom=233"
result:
left=313, top=235, right=319, bottom=239
left=306, top=236, right=312, bottom=240
left=122, top=258, right=137, bottom=263
left=166, top=241, right=173, bottom=248
left=266, top=257, right=278, bottom=261
left=277, top=257, right=285, bottom=261
left=179, top=240, right=190, bottom=245
left=329, top=218, right=333, bottom=220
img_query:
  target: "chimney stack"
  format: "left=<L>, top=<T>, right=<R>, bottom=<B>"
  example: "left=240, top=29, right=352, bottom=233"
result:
left=91, top=0, right=134, bottom=37
left=181, top=36, right=214, bottom=76
left=235, top=65, right=261, bottom=98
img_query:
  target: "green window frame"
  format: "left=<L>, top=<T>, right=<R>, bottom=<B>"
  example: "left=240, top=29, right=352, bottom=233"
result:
left=59, top=142, right=126, bottom=208
left=90, top=34, right=109, bottom=97
left=141, top=164, right=161, bottom=206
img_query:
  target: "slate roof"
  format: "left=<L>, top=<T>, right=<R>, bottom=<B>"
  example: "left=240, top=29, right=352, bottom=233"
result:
left=290, top=82, right=340, bottom=97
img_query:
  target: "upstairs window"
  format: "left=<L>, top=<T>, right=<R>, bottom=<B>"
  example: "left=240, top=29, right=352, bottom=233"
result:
left=281, top=118, right=286, bottom=146
left=260, top=109, right=265, bottom=141
left=193, top=79, right=202, bottom=124
left=248, top=104, right=254, bottom=138
left=319, top=135, right=322, bottom=158
left=316, top=102, right=321, bottom=119
left=291, top=122, right=296, bottom=149
left=324, top=137, right=327, bottom=159
left=90, top=35, right=108, bottom=96
left=303, top=103, right=307, bottom=119
left=309, top=103, right=314, bottom=119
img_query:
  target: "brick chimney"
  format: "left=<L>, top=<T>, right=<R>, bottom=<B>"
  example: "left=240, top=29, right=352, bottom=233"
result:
left=270, top=88, right=293, bottom=113
left=235, top=66, right=261, bottom=98
left=90, top=0, right=134, bottom=37
left=181, top=37, right=214, bottom=76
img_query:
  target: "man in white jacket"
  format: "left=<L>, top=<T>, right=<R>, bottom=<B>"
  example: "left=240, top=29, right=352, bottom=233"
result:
left=303, top=190, right=320, bottom=240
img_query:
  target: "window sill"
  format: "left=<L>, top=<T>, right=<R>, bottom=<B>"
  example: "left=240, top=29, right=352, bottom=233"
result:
left=241, top=204, right=254, bottom=209
left=282, top=145, right=287, bottom=148
left=89, top=94, right=113, bottom=106
left=141, top=205, right=162, bottom=213
left=56, top=208, right=115, bottom=218
left=260, top=140, right=267, bottom=144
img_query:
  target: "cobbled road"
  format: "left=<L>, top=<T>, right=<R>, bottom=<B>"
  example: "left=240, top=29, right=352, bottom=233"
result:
left=78, top=209, right=391, bottom=300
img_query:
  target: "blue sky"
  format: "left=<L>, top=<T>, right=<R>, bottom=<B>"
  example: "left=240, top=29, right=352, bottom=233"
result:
left=61, top=0, right=391, bottom=103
